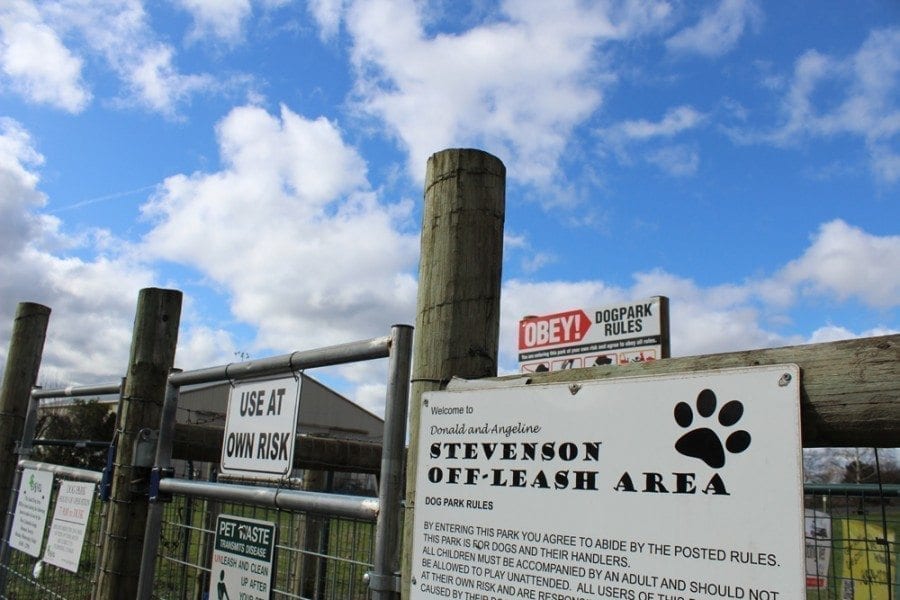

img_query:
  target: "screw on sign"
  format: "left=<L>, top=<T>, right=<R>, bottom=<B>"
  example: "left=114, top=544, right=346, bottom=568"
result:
left=519, top=310, right=591, bottom=349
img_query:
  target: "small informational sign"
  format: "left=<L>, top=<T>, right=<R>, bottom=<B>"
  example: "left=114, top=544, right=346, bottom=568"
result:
left=9, top=469, right=54, bottom=557
left=804, top=509, right=831, bottom=588
left=518, top=296, right=669, bottom=373
left=838, top=519, right=895, bottom=599
left=221, top=376, right=301, bottom=478
left=43, top=480, right=96, bottom=572
left=412, top=364, right=805, bottom=599
left=210, top=514, right=276, bottom=600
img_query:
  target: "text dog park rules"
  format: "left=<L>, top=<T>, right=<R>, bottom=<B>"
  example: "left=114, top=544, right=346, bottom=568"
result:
left=221, top=376, right=301, bottom=478
left=411, top=365, right=805, bottom=600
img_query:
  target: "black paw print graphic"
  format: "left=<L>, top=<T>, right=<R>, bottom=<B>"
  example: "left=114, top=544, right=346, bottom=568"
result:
left=674, top=389, right=751, bottom=469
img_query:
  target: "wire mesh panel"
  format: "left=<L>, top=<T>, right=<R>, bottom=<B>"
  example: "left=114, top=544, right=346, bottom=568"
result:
left=150, top=486, right=377, bottom=600
left=1, top=473, right=106, bottom=600
left=804, top=483, right=899, bottom=600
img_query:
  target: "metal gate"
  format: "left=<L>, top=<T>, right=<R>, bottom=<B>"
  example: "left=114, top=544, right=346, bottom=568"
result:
left=0, top=325, right=412, bottom=600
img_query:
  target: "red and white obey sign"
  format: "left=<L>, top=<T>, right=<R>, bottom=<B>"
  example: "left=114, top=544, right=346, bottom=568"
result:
left=517, top=297, right=670, bottom=373
left=518, top=309, right=591, bottom=350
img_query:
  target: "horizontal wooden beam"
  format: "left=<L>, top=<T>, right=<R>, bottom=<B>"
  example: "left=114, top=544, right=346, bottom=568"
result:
left=172, top=424, right=383, bottom=473
left=507, top=334, right=899, bottom=448
left=172, top=335, right=896, bottom=472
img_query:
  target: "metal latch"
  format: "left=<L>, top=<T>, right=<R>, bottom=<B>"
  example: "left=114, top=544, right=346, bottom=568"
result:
left=131, top=428, right=158, bottom=468
left=364, top=571, right=401, bottom=593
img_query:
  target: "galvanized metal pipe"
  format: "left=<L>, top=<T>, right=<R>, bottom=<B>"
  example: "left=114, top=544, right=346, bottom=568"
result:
left=169, top=334, right=393, bottom=388
left=157, top=479, right=380, bottom=521
left=135, top=330, right=405, bottom=600
left=32, top=382, right=122, bottom=400
left=136, top=378, right=181, bottom=600
left=371, top=325, right=414, bottom=599
left=17, top=459, right=103, bottom=484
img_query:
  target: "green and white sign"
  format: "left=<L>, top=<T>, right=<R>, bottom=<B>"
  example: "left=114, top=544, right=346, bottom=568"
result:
left=210, top=514, right=276, bottom=600
left=9, top=469, right=53, bottom=557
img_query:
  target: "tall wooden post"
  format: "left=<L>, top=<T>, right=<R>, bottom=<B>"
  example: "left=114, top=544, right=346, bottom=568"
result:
left=401, top=149, right=505, bottom=598
left=95, top=288, right=181, bottom=599
left=0, top=302, right=51, bottom=518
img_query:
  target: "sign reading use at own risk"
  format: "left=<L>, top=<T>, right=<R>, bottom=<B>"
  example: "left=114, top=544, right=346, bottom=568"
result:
left=210, top=514, right=276, bottom=600
left=221, top=376, right=301, bottom=479
left=412, top=364, right=806, bottom=600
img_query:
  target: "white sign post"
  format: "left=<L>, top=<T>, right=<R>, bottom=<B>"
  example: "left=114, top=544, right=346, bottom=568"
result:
left=220, top=376, right=301, bottom=479
left=9, top=469, right=54, bottom=557
left=210, top=514, right=276, bottom=600
left=412, top=364, right=805, bottom=599
left=518, top=296, right=669, bottom=373
left=43, top=480, right=96, bottom=572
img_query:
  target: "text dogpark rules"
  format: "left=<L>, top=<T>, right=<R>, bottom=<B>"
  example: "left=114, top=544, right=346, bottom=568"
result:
left=411, top=365, right=805, bottom=600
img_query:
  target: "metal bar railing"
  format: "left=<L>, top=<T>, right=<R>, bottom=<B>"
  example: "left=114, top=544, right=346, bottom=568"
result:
left=17, top=460, right=103, bottom=485
left=157, top=478, right=379, bottom=521
left=0, top=383, right=122, bottom=595
left=136, top=325, right=413, bottom=600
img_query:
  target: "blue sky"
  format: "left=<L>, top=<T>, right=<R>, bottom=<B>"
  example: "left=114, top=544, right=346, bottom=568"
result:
left=0, top=0, right=898, bottom=416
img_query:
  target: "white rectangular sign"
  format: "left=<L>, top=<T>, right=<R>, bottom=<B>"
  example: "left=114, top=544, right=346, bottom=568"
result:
left=210, top=514, right=276, bottom=600
left=221, top=376, right=301, bottom=479
left=518, top=296, right=669, bottom=373
left=412, top=364, right=805, bottom=600
left=43, top=480, right=96, bottom=572
left=804, top=509, right=832, bottom=589
left=9, top=469, right=53, bottom=557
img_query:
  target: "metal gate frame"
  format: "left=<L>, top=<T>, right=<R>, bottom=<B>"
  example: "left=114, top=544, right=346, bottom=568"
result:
left=0, top=381, right=122, bottom=594
left=135, top=324, right=413, bottom=599
left=0, top=325, right=412, bottom=600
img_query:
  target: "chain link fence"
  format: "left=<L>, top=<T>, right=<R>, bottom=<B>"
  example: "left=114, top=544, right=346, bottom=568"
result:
left=805, top=482, right=898, bottom=600
left=2, top=437, right=897, bottom=600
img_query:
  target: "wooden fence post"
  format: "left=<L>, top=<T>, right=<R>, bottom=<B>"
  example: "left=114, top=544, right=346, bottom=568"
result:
left=0, top=302, right=51, bottom=518
left=94, top=288, right=182, bottom=599
left=401, top=149, right=506, bottom=599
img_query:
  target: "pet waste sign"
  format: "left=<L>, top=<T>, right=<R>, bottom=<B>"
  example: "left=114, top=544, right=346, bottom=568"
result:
left=411, top=364, right=805, bottom=600
left=221, top=376, right=301, bottom=478
left=210, top=514, right=276, bottom=600
left=518, top=296, right=669, bottom=373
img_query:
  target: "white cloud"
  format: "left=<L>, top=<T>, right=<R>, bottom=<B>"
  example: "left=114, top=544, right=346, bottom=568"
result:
left=599, top=106, right=704, bottom=176
left=499, top=220, right=899, bottom=373
left=0, top=118, right=48, bottom=253
left=308, top=0, right=348, bottom=41
left=778, top=220, right=900, bottom=308
left=808, top=324, right=897, bottom=344
left=141, top=103, right=419, bottom=355
left=0, top=0, right=90, bottom=112
left=175, top=325, right=239, bottom=370
left=0, top=119, right=157, bottom=385
left=645, top=144, right=699, bottom=176
left=344, top=0, right=672, bottom=185
left=613, top=105, right=705, bottom=140
left=15, top=0, right=215, bottom=117
left=176, top=0, right=252, bottom=43
left=124, top=44, right=213, bottom=115
left=757, top=28, right=900, bottom=183
left=666, top=0, right=762, bottom=57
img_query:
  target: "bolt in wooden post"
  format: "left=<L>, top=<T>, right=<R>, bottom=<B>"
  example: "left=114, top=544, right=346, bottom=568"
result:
left=0, top=302, right=51, bottom=518
left=401, top=149, right=505, bottom=599
left=94, top=288, right=181, bottom=599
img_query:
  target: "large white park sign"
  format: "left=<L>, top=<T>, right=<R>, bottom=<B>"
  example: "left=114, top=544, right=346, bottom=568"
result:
left=412, top=365, right=805, bottom=600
